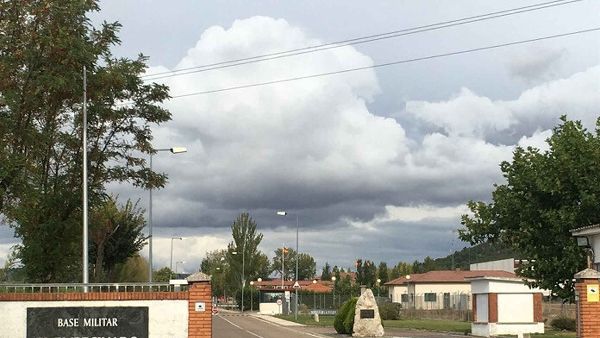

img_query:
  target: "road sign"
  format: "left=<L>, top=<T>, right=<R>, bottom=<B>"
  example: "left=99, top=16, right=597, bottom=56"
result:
left=293, top=281, right=300, bottom=289
left=212, top=307, right=219, bottom=315
left=276, top=299, right=282, bottom=306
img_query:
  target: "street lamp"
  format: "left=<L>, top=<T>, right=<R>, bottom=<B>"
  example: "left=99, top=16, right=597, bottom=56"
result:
left=312, top=279, right=317, bottom=310
left=331, top=276, right=337, bottom=309
left=256, top=278, right=262, bottom=312
left=276, top=210, right=300, bottom=320
left=376, top=278, right=381, bottom=298
left=170, top=237, right=183, bottom=278
left=250, top=281, right=255, bottom=312
left=148, top=146, right=187, bottom=282
left=231, top=246, right=247, bottom=313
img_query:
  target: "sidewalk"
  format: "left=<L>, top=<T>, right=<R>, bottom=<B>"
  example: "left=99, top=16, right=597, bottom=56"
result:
left=250, top=313, right=306, bottom=326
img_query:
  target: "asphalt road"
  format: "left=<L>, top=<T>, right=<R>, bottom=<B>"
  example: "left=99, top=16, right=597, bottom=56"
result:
left=213, top=313, right=469, bottom=338
left=213, top=313, right=327, bottom=338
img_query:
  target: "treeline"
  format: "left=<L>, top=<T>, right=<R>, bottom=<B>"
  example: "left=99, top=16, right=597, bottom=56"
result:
left=316, top=241, right=515, bottom=294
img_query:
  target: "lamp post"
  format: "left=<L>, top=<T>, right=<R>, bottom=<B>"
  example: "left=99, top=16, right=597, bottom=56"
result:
left=170, top=236, right=183, bottom=279
left=276, top=211, right=299, bottom=320
left=250, top=281, right=254, bottom=312
left=376, top=278, right=381, bottom=298
left=312, top=279, right=317, bottom=310
left=331, top=276, right=336, bottom=309
left=148, top=146, right=187, bottom=282
left=231, top=246, right=246, bottom=313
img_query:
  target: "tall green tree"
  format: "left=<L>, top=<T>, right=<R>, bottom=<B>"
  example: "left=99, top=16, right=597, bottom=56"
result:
left=271, top=248, right=316, bottom=281
left=200, top=249, right=228, bottom=297
left=89, top=197, right=147, bottom=282
left=271, top=247, right=295, bottom=281
left=226, top=213, right=268, bottom=288
left=0, top=0, right=170, bottom=282
left=377, top=261, right=389, bottom=284
left=460, top=117, right=598, bottom=300
left=321, top=262, right=332, bottom=281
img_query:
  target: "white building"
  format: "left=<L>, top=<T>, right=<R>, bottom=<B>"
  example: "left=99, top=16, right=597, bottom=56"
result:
left=385, top=270, right=517, bottom=310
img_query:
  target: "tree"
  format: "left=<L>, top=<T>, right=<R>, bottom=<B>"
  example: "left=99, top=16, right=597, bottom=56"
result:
left=377, top=262, right=389, bottom=284
left=0, top=0, right=170, bottom=282
left=321, top=262, right=332, bottom=281
left=153, top=267, right=174, bottom=282
left=114, top=255, right=149, bottom=282
left=89, top=197, right=147, bottom=282
left=226, top=213, right=268, bottom=288
left=460, top=117, right=598, bottom=300
left=271, top=247, right=295, bottom=281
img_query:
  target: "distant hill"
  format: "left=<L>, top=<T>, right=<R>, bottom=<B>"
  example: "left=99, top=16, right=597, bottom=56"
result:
left=415, top=242, right=517, bottom=272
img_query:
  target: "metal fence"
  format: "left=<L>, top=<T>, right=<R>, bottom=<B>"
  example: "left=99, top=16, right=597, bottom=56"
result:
left=0, top=283, right=187, bottom=293
left=397, top=292, right=471, bottom=311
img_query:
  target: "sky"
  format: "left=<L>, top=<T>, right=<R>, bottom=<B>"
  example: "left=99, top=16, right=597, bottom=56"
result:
left=1, top=0, right=599, bottom=276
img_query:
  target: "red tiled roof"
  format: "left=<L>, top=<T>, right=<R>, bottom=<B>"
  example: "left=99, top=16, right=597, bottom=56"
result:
left=254, top=279, right=332, bottom=293
left=384, top=270, right=517, bottom=285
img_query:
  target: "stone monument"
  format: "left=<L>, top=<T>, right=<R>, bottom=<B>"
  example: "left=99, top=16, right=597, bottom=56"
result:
left=352, top=289, right=384, bottom=337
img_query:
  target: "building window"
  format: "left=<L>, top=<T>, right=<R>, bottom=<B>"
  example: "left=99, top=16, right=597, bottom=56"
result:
left=401, top=294, right=409, bottom=303
left=424, top=293, right=437, bottom=302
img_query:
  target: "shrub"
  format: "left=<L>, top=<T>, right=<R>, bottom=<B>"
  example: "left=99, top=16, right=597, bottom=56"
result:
left=550, top=316, right=576, bottom=331
left=334, top=297, right=358, bottom=334
left=343, top=298, right=359, bottom=334
left=378, top=302, right=400, bottom=320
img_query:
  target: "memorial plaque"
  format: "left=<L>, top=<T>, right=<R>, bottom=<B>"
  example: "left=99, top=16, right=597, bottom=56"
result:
left=360, top=309, right=375, bottom=319
left=27, top=306, right=148, bottom=338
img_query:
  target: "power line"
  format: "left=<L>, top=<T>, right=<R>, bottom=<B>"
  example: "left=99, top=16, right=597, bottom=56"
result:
left=142, top=0, right=582, bottom=81
left=166, top=27, right=599, bottom=98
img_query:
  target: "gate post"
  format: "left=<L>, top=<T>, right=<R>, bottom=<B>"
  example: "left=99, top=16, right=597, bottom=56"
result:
left=187, top=272, right=212, bottom=338
left=574, top=268, right=600, bottom=338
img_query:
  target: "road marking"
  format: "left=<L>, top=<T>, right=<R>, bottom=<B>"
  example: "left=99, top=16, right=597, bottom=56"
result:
left=219, top=313, right=266, bottom=338
left=219, top=315, right=244, bottom=330
left=245, top=330, right=265, bottom=338
left=250, top=316, right=329, bottom=338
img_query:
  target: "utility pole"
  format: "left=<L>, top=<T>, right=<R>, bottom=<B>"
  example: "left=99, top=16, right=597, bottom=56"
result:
left=82, top=66, right=89, bottom=287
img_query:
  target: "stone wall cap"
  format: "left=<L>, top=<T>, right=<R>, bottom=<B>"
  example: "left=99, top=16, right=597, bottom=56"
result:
left=574, top=268, right=600, bottom=279
left=571, top=224, right=600, bottom=236
left=186, top=272, right=211, bottom=282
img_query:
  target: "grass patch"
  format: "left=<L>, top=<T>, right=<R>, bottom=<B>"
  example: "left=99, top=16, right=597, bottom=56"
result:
left=275, top=315, right=575, bottom=338
left=508, top=332, right=576, bottom=338
left=383, top=319, right=471, bottom=333
left=276, top=315, right=470, bottom=333
left=276, top=314, right=335, bottom=327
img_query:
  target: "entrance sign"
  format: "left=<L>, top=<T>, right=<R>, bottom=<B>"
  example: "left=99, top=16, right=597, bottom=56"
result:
left=27, top=307, right=148, bottom=338
left=587, top=284, right=599, bottom=302
left=195, top=302, right=206, bottom=312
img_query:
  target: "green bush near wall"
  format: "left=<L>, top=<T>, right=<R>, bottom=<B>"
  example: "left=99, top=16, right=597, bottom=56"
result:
left=334, top=297, right=358, bottom=334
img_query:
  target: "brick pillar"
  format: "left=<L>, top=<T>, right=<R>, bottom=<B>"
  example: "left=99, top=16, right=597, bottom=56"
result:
left=187, top=272, right=213, bottom=338
left=575, top=268, right=600, bottom=338
left=533, top=292, right=543, bottom=323
left=487, top=293, right=498, bottom=323
left=472, top=294, right=477, bottom=322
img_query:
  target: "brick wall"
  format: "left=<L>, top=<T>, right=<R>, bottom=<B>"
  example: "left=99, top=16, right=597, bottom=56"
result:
left=533, top=293, right=543, bottom=323
left=576, top=278, right=600, bottom=338
left=488, top=293, right=497, bottom=323
left=0, top=291, right=188, bottom=301
left=188, top=282, right=212, bottom=338
left=0, top=283, right=213, bottom=338
left=472, top=295, right=477, bottom=322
